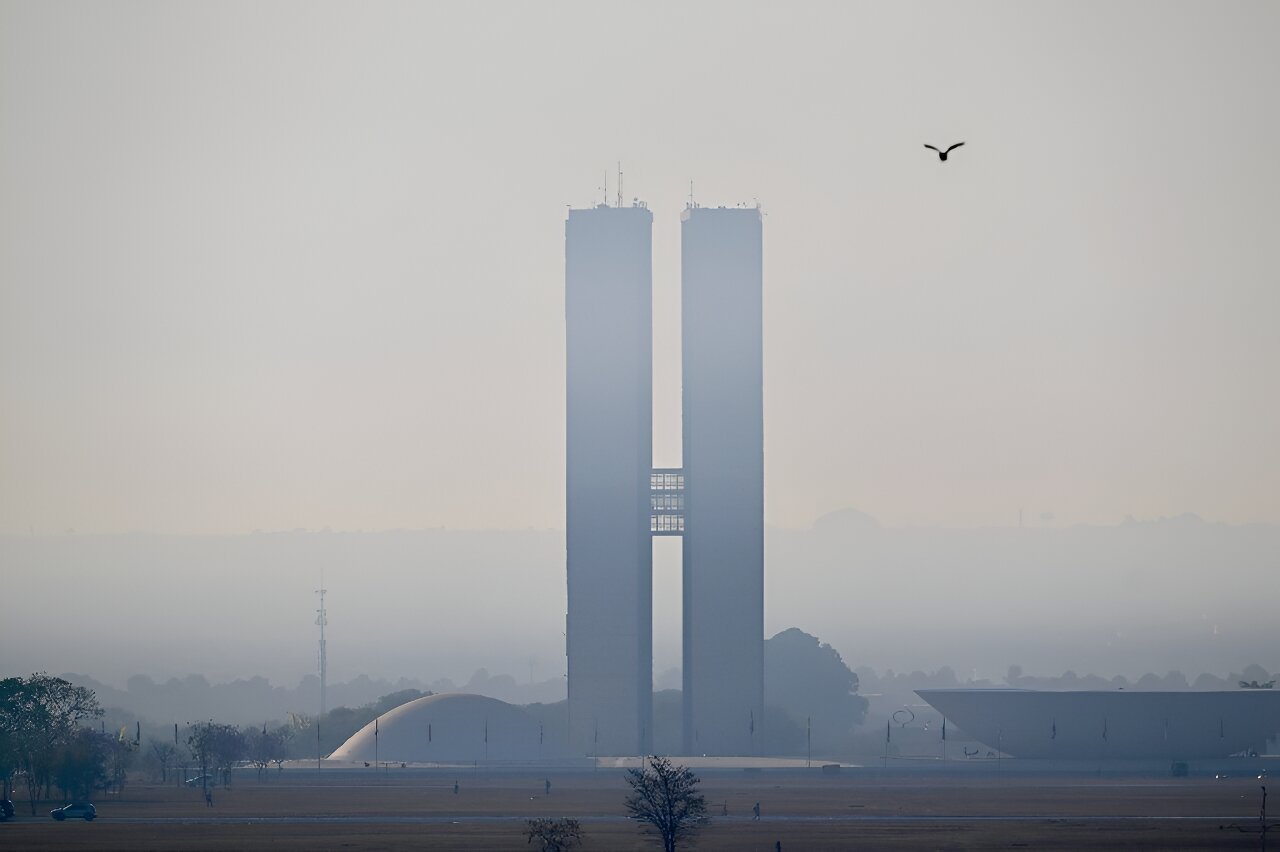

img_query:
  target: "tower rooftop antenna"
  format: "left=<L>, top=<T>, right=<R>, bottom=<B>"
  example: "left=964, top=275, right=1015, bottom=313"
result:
left=617, top=161, right=623, bottom=208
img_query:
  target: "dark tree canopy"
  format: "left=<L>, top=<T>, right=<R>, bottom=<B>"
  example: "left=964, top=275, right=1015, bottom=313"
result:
left=0, top=674, right=104, bottom=813
left=54, top=729, right=113, bottom=800
left=764, top=628, right=868, bottom=753
left=623, top=756, right=708, bottom=852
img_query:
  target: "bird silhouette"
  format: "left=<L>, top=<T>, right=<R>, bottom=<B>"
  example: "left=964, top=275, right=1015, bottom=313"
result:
left=924, top=142, right=965, bottom=161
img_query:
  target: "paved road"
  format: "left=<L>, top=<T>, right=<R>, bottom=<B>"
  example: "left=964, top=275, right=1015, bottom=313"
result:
left=16, top=814, right=1247, bottom=826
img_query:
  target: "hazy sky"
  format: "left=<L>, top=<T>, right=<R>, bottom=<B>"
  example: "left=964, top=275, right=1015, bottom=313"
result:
left=2, top=1, right=1277, bottom=536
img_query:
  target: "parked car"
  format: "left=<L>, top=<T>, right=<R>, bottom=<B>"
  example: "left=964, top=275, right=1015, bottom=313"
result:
left=0, top=798, right=14, bottom=819
left=50, top=803, right=96, bottom=821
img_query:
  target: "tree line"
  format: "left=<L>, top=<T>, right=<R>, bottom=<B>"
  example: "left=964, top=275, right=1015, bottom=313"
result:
left=0, top=674, right=131, bottom=814
left=0, top=673, right=319, bottom=813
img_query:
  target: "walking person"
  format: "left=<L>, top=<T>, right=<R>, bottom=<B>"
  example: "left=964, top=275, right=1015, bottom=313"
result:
left=752, top=801, right=760, bottom=821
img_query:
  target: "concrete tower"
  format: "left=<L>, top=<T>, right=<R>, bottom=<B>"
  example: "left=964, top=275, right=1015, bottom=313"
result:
left=564, top=203, right=654, bottom=756
left=565, top=200, right=762, bottom=757
left=680, top=206, right=764, bottom=756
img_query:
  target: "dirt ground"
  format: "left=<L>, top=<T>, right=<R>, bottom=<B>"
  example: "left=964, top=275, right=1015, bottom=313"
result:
left=2, top=765, right=1273, bottom=850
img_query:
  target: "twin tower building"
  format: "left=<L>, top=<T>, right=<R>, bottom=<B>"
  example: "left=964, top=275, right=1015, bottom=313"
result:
left=565, top=200, right=763, bottom=756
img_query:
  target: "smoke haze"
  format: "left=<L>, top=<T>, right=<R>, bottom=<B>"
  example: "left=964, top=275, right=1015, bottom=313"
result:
left=1, top=3, right=1277, bottom=698
left=3, top=2, right=1277, bottom=537
left=3, top=514, right=1274, bottom=690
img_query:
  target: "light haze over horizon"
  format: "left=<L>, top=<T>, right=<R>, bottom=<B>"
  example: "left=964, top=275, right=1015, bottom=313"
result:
left=3, top=1, right=1277, bottom=537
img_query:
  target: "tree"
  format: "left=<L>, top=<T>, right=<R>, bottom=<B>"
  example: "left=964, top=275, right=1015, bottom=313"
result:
left=525, top=817, right=583, bottom=851
left=0, top=675, right=102, bottom=813
left=245, top=725, right=287, bottom=780
left=764, top=628, right=868, bottom=755
left=270, top=723, right=293, bottom=773
left=280, top=711, right=312, bottom=760
left=187, top=722, right=245, bottom=792
left=623, top=756, right=708, bottom=852
left=103, top=728, right=138, bottom=793
left=53, top=729, right=112, bottom=800
left=0, top=681, right=17, bottom=802
left=148, top=741, right=177, bottom=783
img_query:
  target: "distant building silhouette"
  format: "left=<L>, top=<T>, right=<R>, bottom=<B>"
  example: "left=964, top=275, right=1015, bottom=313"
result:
left=565, top=199, right=764, bottom=756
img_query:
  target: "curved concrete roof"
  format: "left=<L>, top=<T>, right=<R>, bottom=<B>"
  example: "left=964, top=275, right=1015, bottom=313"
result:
left=917, top=689, right=1280, bottom=760
left=329, top=693, right=551, bottom=763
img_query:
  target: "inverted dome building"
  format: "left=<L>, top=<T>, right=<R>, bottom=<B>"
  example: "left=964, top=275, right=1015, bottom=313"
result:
left=917, top=689, right=1280, bottom=760
left=329, top=693, right=552, bottom=764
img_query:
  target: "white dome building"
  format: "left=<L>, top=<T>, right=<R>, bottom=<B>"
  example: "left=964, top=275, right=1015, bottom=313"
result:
left=329, top=693, right=552, bottom=763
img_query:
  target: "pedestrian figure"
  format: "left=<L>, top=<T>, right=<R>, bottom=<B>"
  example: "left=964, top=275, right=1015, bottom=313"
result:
left=752, top=801, right=760, bottom=820
left=544, top=778, right=551, bottom=796
left=776, top=842, right=782, bottom=852
left=721, top=801, right=728, bottom=816
left=205, top=790, right=213, bottom=807
left=453, top=781, right=459, bottom=795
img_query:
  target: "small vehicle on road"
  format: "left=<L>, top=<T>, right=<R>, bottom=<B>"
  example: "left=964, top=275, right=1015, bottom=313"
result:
left=50, top=802, right=96, bottom=821
left=1, top=798, right=15, bottom=820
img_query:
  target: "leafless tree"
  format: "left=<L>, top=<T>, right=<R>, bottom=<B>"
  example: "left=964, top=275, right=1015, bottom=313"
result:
left=187, top=722, right=245, bottom=792
left=245, top=726, right=286, bottom=780
left=149, top=741, right=177, bottom=783
left=624, top=756, right=708, bottom=852
left=525, top=817, right=582, bottom=851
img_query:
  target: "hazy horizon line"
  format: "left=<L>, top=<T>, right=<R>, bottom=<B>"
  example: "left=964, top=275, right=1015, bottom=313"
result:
left=5, top=509, right=1270, bottom=539
left=49, top=660, right=1278, bottom=696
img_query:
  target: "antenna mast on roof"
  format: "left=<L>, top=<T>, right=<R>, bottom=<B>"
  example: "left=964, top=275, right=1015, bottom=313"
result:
left=689, top=179, right=695, bottom=209
left=617, top=162, right=623, bottom=208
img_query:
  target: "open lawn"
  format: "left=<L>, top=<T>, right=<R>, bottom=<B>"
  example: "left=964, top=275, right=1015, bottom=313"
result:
left=2, top=764, right=1272, bottom=850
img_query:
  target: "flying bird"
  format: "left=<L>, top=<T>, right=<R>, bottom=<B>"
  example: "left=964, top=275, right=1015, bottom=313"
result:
left=924, top=142, right=965, bottom=161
